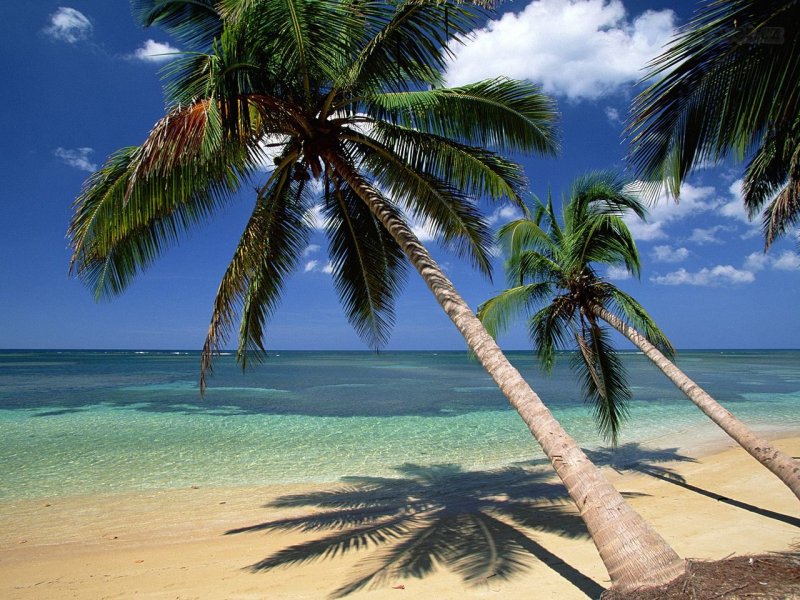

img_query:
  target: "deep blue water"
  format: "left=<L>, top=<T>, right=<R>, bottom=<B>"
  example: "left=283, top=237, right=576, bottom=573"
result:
left=0, top=350, right=797, bottom=500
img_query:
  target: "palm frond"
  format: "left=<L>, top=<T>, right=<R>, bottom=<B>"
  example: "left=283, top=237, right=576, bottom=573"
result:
left=323, top=180, right=407, bottom=349
left=346, top=134, right=495, bottom=277
left=477, top=283, right=552, bottom=340
left=605, top=288, right=675, bottom=359
left=200, top=164, right=310, bottom=391
left=366, top=121, right=527, bottom=204
left=529, top=300, right=574, bottom=372
left=362, top=78, right=559, bottom=155
left=68, top=144, right=243, bottom=299
left=627, top=0, right=800, bottom=197
left=337, top=0, right=483, bottom=93
left=571, top=323, right=631, bottom=445
left=132, top=0, right=223, bottom=49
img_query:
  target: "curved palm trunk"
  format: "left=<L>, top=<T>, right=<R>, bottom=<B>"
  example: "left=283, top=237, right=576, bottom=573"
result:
left=594, top=305, right=800, bottom=501
left=326, top=154, right=685, bottom=592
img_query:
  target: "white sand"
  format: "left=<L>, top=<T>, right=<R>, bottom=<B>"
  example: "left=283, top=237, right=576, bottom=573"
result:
left=1, top=437, right=798, bottom=599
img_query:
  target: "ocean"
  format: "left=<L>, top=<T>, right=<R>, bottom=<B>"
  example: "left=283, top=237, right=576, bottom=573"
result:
left=0, top=350, right=797, bottom=501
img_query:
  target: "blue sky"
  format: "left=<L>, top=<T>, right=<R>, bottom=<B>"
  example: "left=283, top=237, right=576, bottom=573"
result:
left=1, top=0, right=798, bottom=351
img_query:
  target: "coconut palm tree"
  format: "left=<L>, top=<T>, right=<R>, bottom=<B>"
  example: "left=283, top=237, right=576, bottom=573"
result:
left=68, top=0, right=684, bottom=589
left=478, top=171, right=800, bottom=500
left=627, top=0, right=800, bottom=248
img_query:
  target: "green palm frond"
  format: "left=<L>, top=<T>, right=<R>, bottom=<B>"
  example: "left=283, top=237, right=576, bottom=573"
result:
left=234, top=172, right=313, bottom=371
left=529, top=300, right=573, bottom=373
left=606, top=288, right=675, bottom=359
left=338, top=0, right=483, bottom=93
left=477, top=283, right=553, bottom=340
left=68, top=144, right=244, bottom=299
left=366, top=121, right=527, bottom=204
left=132, top=0, right=223, bottom=49
left=362, top=78, right=559, bottom=155
left=199, top=162, right=310, bottom=391
left=571, top=323, right=631, bottom=445
left=323, top=180, right=407, bottom=349
left=347, top=134, right=495, bottom=277
left=627, top=0, right=800, bottom=198
left=496, top=218, right=553, bottom=264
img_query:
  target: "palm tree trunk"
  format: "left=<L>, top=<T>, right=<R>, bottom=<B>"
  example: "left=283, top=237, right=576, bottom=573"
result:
left=326, top=154, right=685, bottom=592
left=594, top=305, right=800, bottom=501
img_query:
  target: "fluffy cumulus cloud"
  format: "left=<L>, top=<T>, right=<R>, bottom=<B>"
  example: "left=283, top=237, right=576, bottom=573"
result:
left=687, top=224, right=736, bottom=245
left=745, top=251, right=800, bottom=272
left=54, top=147, right=96, bottom=172
left=651, top=265, right=755, bottom=286
left=487, top=204, right=524, bottom=225
left=44, top=7, right=92, bottom=43
left=132, top=39, right=181, bottom=62
left=605, top=106, right=622, bottom=124
left=651, top=245, right=689, bottom=263
left=624, top=182, right=717, bottom=242
left=606, top=265, right=632, bottom=280
left=445, top=0, right=676, bottom=100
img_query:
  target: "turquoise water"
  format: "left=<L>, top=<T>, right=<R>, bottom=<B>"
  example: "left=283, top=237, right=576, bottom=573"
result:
left=0, top=350, right=797, bottom=501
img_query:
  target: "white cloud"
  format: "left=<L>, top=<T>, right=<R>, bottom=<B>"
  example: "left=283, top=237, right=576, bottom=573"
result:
left=651, top=265, right=755, bottom=286
left=303, top=244, right=320, bottom=257
left=44, top=7, right=92, bottom=43
left=717, top=179, right=751, bottom=224
left=445, top=0, right=676, bottom=100
left=54, top=147, right=96, bottom=172
left=746, top=251, right=800, bottom=272
left=624, top=182, right=717, bottom=241
left=772, top=251, right=800, bottom=271
left=304, top=259, right=334, bottom=275
left=487, top=204, right=524, bottom=225
left=132, top=39, right=180, bottom=63
left=409, top=216, right=438, bottom=243
left=605, top=106, right=621, bottom=124
left=687, top=224, right=735, bottom=245
left=305, top=204, right=330, bottom=231
left=606, top=265, right=632, bottom=280
left=651, top=245, right=689, bottom=263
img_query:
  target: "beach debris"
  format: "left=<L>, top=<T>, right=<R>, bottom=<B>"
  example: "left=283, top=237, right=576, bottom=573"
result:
left=134, top=560, right=144, bottom=564
left=191, top=485, right=200, bottom=489
left=391, top=584, right=405, bottom=590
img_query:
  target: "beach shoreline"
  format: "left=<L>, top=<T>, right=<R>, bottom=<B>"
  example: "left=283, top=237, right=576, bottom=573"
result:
left=2, top=434, right=798, bottom=599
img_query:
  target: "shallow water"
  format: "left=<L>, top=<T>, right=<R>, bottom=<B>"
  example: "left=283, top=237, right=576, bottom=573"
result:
left=0, top=350, right=797, bottom=500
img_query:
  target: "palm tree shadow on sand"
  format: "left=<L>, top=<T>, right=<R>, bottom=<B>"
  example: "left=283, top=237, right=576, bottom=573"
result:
left=585, top=443, right=800, bottom=528
left=225, top=447, right=695, bottom=598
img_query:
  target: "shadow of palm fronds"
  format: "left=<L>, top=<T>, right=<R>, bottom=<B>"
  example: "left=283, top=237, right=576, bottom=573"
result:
left=227, top=462, right=604, bottom=598
left=585, top=442, right=698, bottom=482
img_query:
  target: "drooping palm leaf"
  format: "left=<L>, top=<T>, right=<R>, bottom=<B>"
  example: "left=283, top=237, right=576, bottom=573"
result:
left=362, top=78, right=559, bottom=155
left=323, top=180, right=407, bottom=349
left=627, top=0, right=800, bottom=243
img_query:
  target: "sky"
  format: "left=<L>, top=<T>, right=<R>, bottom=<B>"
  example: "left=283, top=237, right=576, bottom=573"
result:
left=1, top=0, right=798, bottom=352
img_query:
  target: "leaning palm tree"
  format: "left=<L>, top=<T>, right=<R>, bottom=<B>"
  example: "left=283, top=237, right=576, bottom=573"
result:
left=68, top=0, right=684, bottom=589
left=479, top=171, right=800, bottom=500
left=627, top=0, right=800, bottom=248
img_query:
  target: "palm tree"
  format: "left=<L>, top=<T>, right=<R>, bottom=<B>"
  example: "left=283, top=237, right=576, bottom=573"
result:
left=478, top=171, right=800, bottom=500
left=68, top=0, right=684, bottom=589
left=627, top=0, right=800, bottom=248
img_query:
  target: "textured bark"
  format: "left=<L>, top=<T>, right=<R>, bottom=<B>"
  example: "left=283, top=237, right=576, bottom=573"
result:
left=595, top=305, right=800, bottom=502
left=327, top=154, right=686, bottom=592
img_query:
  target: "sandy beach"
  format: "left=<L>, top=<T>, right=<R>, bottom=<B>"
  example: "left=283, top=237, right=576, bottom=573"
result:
left=1, top=435, right=798, bottom=599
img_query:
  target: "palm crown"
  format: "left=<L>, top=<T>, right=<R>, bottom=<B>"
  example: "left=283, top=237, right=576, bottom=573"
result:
left=478, top=172, right=673, bottom=443
left=627, top=0, right=800, bottom=248
left=68, top=0, right=558, bottom=389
